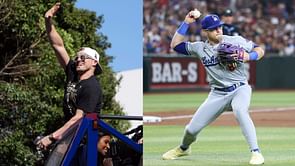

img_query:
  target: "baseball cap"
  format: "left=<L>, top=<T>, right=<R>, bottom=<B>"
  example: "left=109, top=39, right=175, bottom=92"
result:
left=223, top=9, right=233, bottom=16
left=201, top=14, right=224, bottom=30
left=77, top=47, right=102, bottom=75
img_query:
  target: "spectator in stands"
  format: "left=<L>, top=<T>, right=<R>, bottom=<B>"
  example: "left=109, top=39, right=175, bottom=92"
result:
left=143, top=0, right=295, bottom=56
left=221, top=9, right=240, bottom=36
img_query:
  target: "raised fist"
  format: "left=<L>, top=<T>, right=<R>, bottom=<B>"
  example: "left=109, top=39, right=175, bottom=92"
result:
left=45, top=2, right=61, bottom=19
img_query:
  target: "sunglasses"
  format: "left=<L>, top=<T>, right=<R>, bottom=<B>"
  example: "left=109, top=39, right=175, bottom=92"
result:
left=74, top=54, right=94, bottom=62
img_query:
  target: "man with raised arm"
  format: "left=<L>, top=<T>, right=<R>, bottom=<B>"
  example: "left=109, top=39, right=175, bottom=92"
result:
left=37, top=2, right=103, bottom=150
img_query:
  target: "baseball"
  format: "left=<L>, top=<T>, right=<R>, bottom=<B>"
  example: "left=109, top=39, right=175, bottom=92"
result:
left=191, top=9, right=201, bottom=18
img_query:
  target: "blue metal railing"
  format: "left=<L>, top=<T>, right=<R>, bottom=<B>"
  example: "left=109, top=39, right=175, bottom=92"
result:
left=59, top=113, right=142, bottom=166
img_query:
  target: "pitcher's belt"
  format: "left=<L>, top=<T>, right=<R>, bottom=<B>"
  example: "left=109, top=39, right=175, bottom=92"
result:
left=214, top=82, right=245, bottom=92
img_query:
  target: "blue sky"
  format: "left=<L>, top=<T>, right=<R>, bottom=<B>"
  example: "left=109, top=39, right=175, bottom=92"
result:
left=75, top=0, right=142, bottom=72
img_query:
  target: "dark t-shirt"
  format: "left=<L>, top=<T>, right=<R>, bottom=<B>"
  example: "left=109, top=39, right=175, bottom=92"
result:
left=222, top=23, right=240, bottom=36
left=63, top=60, right=102, bottom=121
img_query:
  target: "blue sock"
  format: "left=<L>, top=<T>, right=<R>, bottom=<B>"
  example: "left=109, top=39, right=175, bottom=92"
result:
left=251, top=148, right=260, bottom=153
left=180, top=145, right=188, bottom=151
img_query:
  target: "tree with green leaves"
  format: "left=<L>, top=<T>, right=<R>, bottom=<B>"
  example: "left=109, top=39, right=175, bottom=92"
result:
left=0, top=0, right=129, bottom=165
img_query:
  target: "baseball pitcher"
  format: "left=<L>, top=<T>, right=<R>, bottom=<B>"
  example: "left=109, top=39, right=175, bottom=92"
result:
left=162, top=9, right=265, bottom=165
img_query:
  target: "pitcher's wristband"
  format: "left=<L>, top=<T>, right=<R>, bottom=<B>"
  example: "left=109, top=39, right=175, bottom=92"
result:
left=177, top=22, right=189, bottom=36
left=249, top=51, right=258, bottom=60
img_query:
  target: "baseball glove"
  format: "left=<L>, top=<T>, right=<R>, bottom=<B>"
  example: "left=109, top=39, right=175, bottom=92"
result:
left=216, top=43, right=244, bottom=71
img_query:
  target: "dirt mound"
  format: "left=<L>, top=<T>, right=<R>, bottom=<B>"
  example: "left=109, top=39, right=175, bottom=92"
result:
left=144, top=108, right=295, bottom=127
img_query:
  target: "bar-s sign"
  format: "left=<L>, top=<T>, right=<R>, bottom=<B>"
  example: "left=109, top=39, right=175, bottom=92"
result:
left=152, top=62, right=197, bottom=83
left=150, top=57, right=200, bottom=89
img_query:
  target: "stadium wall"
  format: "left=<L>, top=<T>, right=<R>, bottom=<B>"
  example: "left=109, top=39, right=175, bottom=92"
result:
left=256, top=56, right=295, bottom=89
left=143, top=55, right=295, bottom=92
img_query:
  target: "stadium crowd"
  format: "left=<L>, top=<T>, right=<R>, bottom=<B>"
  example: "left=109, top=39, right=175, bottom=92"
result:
left=143, top=0, right=295, bottom=56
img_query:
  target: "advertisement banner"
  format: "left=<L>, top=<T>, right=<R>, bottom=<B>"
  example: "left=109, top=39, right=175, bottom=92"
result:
left=146, top=56, right=255, bottom=91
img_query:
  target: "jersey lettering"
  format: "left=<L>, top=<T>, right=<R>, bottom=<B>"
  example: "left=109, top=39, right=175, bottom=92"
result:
left=201, top=56, right=219, bottom=67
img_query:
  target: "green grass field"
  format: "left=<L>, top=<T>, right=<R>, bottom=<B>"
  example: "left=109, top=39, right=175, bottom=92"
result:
left=143, top=91, right=295, bottom=165
left=144, top=91, right=295, bottom=113
left=144, top=125, right=295, bottom=166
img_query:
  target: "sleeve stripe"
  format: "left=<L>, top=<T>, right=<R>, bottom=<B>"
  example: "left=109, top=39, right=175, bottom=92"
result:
left=173, top=42, right=189, bottom=55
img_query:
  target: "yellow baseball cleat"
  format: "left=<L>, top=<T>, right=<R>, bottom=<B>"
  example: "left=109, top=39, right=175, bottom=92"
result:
left=249, top=151, right=264, bottom=165
left=162, top=146, right=191, bottom=160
